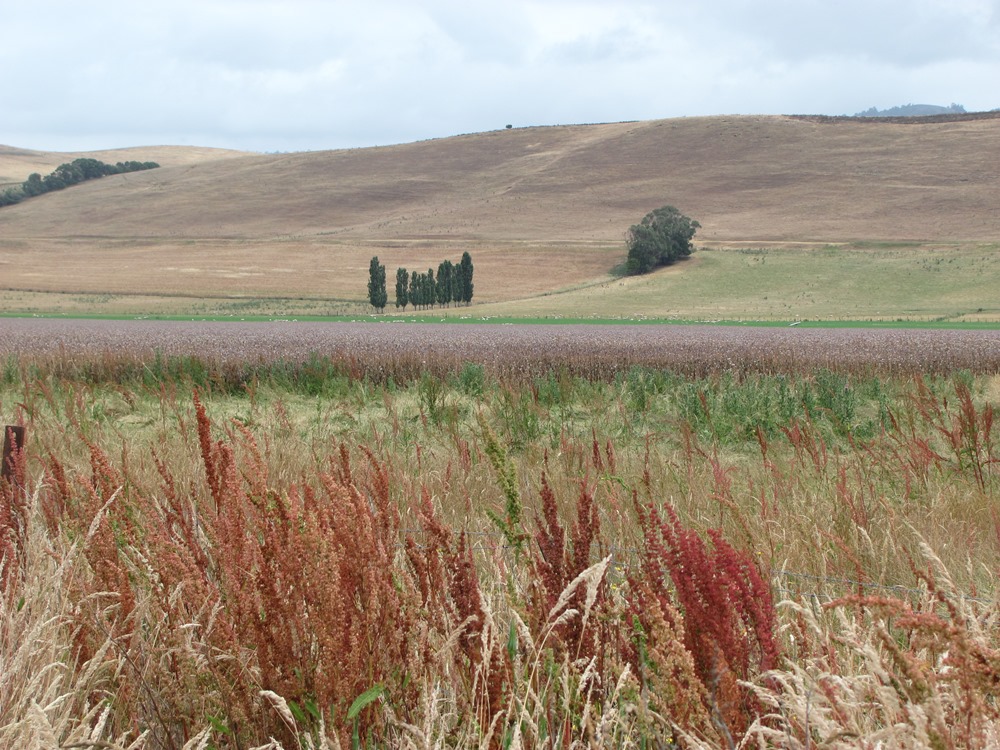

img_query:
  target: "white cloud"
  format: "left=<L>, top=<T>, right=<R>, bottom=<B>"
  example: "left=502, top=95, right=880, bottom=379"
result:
left=1, top=0, right=998, bottom=152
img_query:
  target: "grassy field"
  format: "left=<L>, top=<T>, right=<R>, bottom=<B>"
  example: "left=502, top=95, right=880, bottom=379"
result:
left=460, top=243, right=1000, bottom=323
left=3, top=242, right=999, bottom=324
left=1, top=351, right=998, bottom=747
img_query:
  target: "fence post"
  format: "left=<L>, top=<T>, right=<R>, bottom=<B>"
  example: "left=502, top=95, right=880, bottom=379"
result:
left=2, top=425, right=25, bottom=483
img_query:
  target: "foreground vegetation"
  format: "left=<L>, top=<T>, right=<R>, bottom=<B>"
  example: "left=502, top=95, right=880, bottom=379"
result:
left=1, top=353, right=998, bottom=748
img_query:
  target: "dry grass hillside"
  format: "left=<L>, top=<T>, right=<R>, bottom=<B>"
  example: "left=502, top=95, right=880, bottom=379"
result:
left=1, top=113, right=999, bottom=316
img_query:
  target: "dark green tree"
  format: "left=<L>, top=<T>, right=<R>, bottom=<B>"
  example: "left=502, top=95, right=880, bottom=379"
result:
left=436, top=260, right=453, bottom=307
left=72, top=158, right=113, bottom=180
left=625, top=206, right=700, bottom=275
left=425, top=269, right=436, bottom=309
left=408, top=270, right=420, bottom=309
left=22, top=173, right=45, bottom=198
left=368, top=256, right=387, bottom=312
left=0, top=187, right=24, bottom=207
left=450, top=263, right=462, bottom=305
left=459, top=252, right=474, bottom=305
left=395, top=267, right=409, bottom=310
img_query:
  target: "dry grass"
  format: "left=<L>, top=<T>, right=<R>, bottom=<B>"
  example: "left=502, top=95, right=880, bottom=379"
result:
left=2, top=114, right=999, bottom=317
left=2, top=354, right=999, bottom=748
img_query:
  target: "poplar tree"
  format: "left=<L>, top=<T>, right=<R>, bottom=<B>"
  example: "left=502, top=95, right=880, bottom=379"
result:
left=436, top=260, right=453, bottom=307
left=368, top=256, right=387, bottom=312
left=395, top=267, right=409, bottom=310
left=426, top=269, right=436, bottom=309
left=410, top=270, right=421, bottom=309
left=459, top=252, right=474, bottom=305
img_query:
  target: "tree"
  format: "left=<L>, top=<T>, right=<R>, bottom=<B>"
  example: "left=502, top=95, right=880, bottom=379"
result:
left=408, top=270, right=420, bottom=309
left=625, top=206, right=700, bottom=275
left=450, top=264, right=462, bottom=306
left=22, top=173, right=44, bottom=198
left=368, top=256, right=387, bottom=312
left=425, top=269, right=436, bottom=309
left=436, top=260, right=453, bottom=307
left=459, top=252, right=474, bottom=305
left=395, top=267, right=409, bottom=310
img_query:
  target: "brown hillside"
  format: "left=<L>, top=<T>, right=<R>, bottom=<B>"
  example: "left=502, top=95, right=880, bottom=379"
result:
left=0, top=115, right=998, bottom=305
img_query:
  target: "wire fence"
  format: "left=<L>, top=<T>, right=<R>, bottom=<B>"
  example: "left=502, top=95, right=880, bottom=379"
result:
left=397, top=526, right=996, bottom=607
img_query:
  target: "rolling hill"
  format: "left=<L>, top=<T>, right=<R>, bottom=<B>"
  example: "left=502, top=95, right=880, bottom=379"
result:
left=1, top=113, right=999, bottom=320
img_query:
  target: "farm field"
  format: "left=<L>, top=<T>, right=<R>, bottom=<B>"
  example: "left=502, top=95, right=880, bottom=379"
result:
left=2, top=339, right=999, bottom=747
left=3, top=113, right=1000, bottom=321
left=3, top=318, right=1000, bottom=375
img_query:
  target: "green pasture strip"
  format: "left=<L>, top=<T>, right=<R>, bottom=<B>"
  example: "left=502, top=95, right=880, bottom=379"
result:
left=1, top=310, right=997, bottom=329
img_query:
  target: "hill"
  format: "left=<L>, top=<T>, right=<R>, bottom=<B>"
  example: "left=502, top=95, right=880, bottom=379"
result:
left=0, top=114, right=999, bottom=320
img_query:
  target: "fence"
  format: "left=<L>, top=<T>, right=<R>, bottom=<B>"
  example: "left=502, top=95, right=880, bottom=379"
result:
left=398, top=525, right=994, bottom=607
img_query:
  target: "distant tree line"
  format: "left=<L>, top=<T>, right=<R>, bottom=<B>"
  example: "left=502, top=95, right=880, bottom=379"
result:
left=854, top=103, right=966, bottom=118
left=367, top=252, right=474, bottom=312
left=0, top=158, right=160, bottom=207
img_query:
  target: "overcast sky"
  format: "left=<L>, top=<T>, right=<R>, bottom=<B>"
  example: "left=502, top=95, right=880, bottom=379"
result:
left=3, top=0, right=998, bottom=153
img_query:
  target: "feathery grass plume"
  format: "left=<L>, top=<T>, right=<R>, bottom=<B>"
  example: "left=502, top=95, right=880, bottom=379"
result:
left=0, top=481, right=155, bottom=749
left=503, top=557, right=614, bottom=749
left=634, top=501, right=781, bottom=742
left=746, top=538, right=1000, bottom=749
left=444, top=533, right=511, bottom=737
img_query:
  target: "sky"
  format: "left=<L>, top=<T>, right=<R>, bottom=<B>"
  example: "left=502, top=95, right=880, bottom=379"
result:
left=2, top=0, right=999, bottom=153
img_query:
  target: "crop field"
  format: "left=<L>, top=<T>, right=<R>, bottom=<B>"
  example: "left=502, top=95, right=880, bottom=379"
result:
left=3, top=319, right=1000, bottom=377
left=2, top=328, right=999, bottom=748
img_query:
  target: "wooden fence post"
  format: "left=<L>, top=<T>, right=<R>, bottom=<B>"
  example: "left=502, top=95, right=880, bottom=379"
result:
left=2, top=425, right=25, bottom=483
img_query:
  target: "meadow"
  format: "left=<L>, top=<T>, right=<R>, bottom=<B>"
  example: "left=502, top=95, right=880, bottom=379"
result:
left=2, top=346, right=998, bottom=749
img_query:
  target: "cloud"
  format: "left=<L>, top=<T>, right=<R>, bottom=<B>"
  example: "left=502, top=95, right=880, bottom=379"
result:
left=1, top=0, right=998, bottom=152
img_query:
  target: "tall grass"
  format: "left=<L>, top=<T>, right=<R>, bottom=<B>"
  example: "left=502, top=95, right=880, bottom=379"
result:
left=1, top=358, right=998, bottom=747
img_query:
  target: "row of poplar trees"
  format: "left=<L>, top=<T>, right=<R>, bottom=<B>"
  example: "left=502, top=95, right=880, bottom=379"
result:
left=368, top=252, right=474, bottom=312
